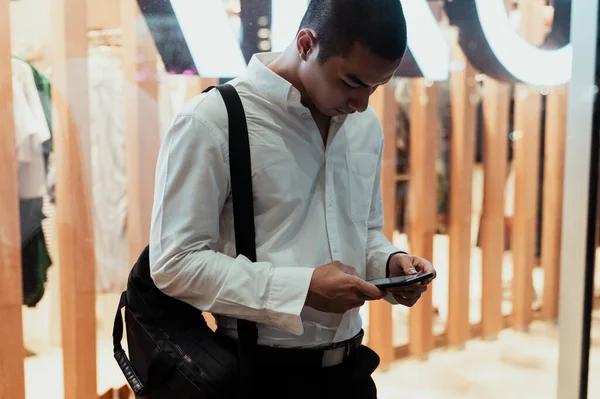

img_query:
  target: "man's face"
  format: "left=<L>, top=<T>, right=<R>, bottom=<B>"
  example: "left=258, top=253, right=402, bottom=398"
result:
left=298, top=32, right=402, bottom=117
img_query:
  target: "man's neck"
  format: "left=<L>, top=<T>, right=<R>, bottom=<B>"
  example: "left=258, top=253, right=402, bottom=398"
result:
left=267, top=48, right=325, bottom=120
left=267, top=48, right=332, bottom=142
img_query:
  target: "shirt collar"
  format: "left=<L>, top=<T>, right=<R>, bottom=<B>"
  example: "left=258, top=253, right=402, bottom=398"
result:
left=246, top=52, right=299, bottom=111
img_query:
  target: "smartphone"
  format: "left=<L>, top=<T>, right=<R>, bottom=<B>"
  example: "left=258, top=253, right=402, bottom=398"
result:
left=368, top=272, right=434, bottom=290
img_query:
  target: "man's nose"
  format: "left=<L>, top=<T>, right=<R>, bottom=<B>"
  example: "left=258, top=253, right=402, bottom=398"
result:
left=348, top=92, right=369, bottom=113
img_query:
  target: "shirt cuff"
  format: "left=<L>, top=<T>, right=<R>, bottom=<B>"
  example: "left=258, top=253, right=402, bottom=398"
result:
left=367, top=246, right=408, bottom=281
left=266, top=267, right=315, bottom=336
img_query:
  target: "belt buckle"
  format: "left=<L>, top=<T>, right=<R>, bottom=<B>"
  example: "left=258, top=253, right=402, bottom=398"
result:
left=320, top=330, right=363, bottom=368
left=321, top=346, right=345, bottom=367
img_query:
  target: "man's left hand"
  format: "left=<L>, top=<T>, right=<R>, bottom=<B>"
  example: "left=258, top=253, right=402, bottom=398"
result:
left=387, top=253, right=436, bottom=307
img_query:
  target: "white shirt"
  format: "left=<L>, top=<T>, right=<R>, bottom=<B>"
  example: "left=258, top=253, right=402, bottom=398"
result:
left=88, top=51, right=130, bottom=293
left=12, top=58, right=51, bottom=200
left=149, top=52, right=402, bottom=348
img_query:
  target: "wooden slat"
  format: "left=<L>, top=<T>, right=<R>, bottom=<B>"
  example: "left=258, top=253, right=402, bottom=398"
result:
left=395, top=294, right=600, bottom=360
left=185, top=76, right=220, bottom=102
left=368, top=83, right=397, bottom=366
left=408, top=79, right=438, bottom=356
left=541, top=85, right=568, bottom=320
left=511, top=0, right=545, bottom=331
left=0, top=5, right=25, bottom=394
left=51, top=0, right=98, bottom=397
left=121, top=1, right=162, bottom=263
left=480, top=77, right=511, bottom=339
left=447, top=44, right=477, bottom=347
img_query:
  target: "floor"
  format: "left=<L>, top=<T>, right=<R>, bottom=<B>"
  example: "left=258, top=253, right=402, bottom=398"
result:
left=373, top=313, right=600, bottom=399
left=22, top=313, right=600, bottom=399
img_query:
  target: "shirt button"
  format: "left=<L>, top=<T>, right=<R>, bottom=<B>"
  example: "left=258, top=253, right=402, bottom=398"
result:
left=302, top=113, right=310, bottom=120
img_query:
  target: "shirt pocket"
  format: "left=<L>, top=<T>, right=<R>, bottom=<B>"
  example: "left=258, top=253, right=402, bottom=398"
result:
left=346, top=152, right=378, bottom=223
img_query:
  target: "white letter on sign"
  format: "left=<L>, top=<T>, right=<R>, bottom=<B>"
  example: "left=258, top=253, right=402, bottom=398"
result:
left=401, top=0, right=449, bottom=81
left=446, top=0, right=572, bottom=86
left=271, top=0, right=310, bottom=52
left=170, top=0, right=247, bottom=77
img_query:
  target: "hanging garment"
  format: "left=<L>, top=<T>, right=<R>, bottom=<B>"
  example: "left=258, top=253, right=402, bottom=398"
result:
left=20, top=198, right=52, bottom=307
left=12, top=57, right=53, bottom=307
left=88, top=49, right=130, bottom=293
left=12, top=58, right=50, bottom=200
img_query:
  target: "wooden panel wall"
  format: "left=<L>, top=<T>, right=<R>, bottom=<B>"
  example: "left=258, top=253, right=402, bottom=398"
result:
left=121, top=0, right=162, bottom=263
left=369, top=83, right=397, bottom=366
left=0, top=1, right=26, bottom=398
left=511, top=0, right=545, bottom=331
left=480, top=77, right=510, bottom=339
left=541, top=85, right=568, bottom=320
left=185, top=76, right=221, bottom=101
left=408, top=79, right=438, bottom=357
left=447, top=44, right=477, bottom=347
left=51, top=0, right=98, bottom=397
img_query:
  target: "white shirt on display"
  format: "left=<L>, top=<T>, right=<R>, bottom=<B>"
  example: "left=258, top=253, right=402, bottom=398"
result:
left=149, top=52, right=402, bottom=348
left=12, top=58, right=51, bottom=200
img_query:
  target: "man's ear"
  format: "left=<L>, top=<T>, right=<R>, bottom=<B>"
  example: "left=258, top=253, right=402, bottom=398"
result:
left=296, top=29, right=317, bottom=61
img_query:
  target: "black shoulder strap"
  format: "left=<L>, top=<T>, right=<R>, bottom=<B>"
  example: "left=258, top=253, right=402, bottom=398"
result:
left=206, top=84, right=258, bottom=397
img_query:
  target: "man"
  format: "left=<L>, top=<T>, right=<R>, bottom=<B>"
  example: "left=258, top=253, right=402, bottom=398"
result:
left=149, top=0, right=436, bottom=397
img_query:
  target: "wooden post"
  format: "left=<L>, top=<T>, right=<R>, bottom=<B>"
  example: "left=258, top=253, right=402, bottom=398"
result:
left=480, top=77, right=511, bottom=339
left=511, top=0, right=545, bottom=331
left=52, top=0, right=98, bottom=397
left=447, top=45, right=477, bottom=347
left=122, top=0, right=162, bottom=263
left=408, top=79, right=438, bottom=357
left=541, top=85, right=568, bottom=321
left=0, top=2, right=26, bottom=398
left=185, top=76, right=220, bottom=102
left=368, top=83, right=397, bottom=366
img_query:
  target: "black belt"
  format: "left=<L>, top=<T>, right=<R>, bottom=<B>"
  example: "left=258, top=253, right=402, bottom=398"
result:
left=248, top=329, right=365, bottom=368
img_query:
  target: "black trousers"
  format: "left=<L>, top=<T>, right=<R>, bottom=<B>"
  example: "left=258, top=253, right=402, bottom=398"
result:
left=137, top=344, right=380, bottom=399
left=250, top=345, right=380, bottom=399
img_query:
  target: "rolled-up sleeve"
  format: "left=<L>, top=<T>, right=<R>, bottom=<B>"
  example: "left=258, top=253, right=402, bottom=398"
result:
left=149, top=113, right=313, bottom=336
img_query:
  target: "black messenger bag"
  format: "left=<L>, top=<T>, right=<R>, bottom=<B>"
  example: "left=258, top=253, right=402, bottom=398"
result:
left=112, top=84, right=258, bottom=398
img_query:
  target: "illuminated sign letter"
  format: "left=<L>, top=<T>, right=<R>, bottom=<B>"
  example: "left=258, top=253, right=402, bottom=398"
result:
left=397, top=0, right=449, bottom=81
left=271, top=0, right=309, bottom=52
left=138, top=0, right=246, bottom=77
left=139, top=0, right=449, bottom=81
left=444, top=0, right=572, bottom=86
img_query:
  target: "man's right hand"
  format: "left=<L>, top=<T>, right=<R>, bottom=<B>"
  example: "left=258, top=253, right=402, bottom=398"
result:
left=304, top=261, right=383, bottom=314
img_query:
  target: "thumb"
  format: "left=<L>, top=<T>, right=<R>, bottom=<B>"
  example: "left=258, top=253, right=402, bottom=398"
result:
left=398, top=255, right=418, bottom=275
left=354, top=278, right=384, bottom=300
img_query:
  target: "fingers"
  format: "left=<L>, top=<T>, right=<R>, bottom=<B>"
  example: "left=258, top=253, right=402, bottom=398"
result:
left=389, top=284, right=427, bottom=299
left=397, top=255, right=418, bottom=275
left=390, top=284, right=428, bottom=307
left=413, top=257, right=437, bottom=279
left=353, top=277, right=384, bottom=300
left=393, top=293, right=421, bottom=307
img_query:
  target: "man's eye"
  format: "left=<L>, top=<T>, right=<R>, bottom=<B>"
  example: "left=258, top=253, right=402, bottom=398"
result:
left=341, top=80, right=356, bottom=89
